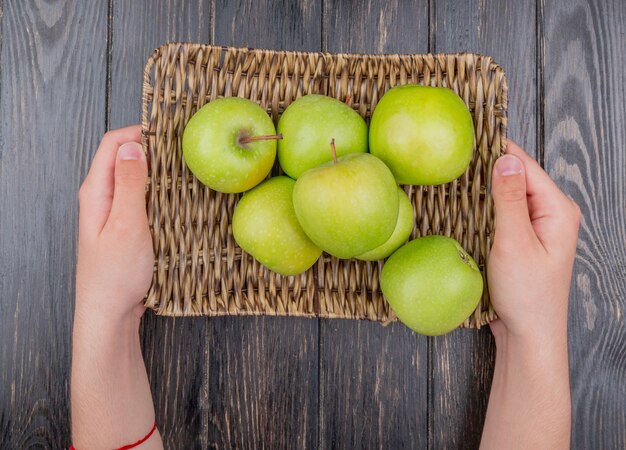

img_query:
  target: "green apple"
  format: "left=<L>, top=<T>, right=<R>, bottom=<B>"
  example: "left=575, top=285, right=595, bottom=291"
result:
left=369, top=85, right=474, bottom=185
left=232, top=176, right=322, bottom=275
left=293, top=144, right=398, bottom=258
left=356, top=187, right=414, bottom=261
left=182, top=97, right=281, bottom=193
left=277, top=94, right=368, bottom=179
left=380, top=235, right=483, bottom=336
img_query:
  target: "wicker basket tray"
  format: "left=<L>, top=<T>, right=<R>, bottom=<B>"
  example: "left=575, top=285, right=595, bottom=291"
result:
left=141, top=43, right=507, bottom=328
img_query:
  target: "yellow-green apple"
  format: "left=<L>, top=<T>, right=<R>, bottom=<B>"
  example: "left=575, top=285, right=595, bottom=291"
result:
left=182, top=97, right=280, bottom=193
left=369, top=85, right=474, bottom=185
left=380, top=235, right=483, bottom=335
left=232, top=176, right=321, bottom=275
left=356, top=187, right=414, bottom=261
left=277, top=94, right=367, bottom=179
left=292, top=141, right=398, bottom=258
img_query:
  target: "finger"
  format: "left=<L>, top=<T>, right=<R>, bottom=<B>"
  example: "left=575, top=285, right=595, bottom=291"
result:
left=104, top=142, right=149, bottom=235
left=79, top=126, right=142, bottom=235
left=83, top=125, right=142, bottom=193
left=505, top=140, right=572, bottom=218
left=491, top=154, right=536, bottom=246
left=505, top=140, right=579, bottom=247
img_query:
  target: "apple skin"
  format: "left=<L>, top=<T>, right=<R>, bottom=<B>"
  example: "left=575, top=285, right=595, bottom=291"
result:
left=356, top=187, right=414, bottom=261
left=380, top=235, right=483, bottom=336
left=293, top=153, right=399, bottom=259
left=369, top=85, right=474, bottom=186
left=232, top=176, right=322, bottom=276
left=277, top=94, right=368, bottom=179
left=182, top=97, right=277, bottom=193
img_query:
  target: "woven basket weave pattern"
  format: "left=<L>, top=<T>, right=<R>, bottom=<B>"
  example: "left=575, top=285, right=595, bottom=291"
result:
left=141, top=43, right=507, bottom=328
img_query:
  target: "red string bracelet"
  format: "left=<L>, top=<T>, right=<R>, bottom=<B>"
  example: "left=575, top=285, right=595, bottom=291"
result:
left=69, top=421, right=157, bottom=450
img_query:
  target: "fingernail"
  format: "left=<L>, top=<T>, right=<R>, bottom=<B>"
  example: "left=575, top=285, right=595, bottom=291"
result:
left=495, top=154, right=523, bottom=176
left=118, top=142, right=143, bottom=161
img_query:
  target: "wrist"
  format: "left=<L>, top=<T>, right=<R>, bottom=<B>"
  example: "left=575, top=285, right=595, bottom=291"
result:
left=491, top=314, right=567, bottom=345
left=73, top=303, right=142, bottom=349
left=75, top=280, right=147, bottom=322
left=71, top=304, right=157, bottom=450
left=74, top=291, right=144, bottom=328
left=483, top=323, right=572, bottom=450
left=491, top=320, right=569, bottom=369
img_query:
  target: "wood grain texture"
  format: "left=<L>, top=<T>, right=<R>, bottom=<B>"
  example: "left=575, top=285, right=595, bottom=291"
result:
left=432, top=0, right=537, bottom=448
left=543, top=0, right=626, bottom=447
left=319, top=321, right=427, bottom=449
left=208, top=1, right=322, bottom=448
left=2, top=1, right=625, bottom=449
left=320, top=2, right=429, bottom=448
left=111, top=0, right=211, bottom=128
left=323, top=0, right=428, bottom=54
left=139, top=316, right=209, bottom=449
left=214, top=0, right=320, bottom=50
left=207, top=317, right=318, bottom=449
left=0, top=1, right=107, bottom=448
left=110, top=1, right=211, bottom=448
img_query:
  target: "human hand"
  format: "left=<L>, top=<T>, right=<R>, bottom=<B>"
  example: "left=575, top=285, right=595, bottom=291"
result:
left=487, top=140, right=580, bottom=342
left=72, top=126, right=161, bottom=449
left=76, top=125, right=153, bottom=323
left=481, top=139, right=577, bottom=449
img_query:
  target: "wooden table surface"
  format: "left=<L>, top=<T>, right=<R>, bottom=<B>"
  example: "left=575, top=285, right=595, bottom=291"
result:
left=1, top=1, right=625, bottom=448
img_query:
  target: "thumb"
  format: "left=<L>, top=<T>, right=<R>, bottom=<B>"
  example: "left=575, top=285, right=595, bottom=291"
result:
left=108, top=142, right=148, bottom=225
left=491, top=154, right=534, bottom=242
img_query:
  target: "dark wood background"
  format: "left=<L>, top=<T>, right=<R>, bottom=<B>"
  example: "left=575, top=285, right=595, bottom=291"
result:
left=1, top=0, right=624, bottom=448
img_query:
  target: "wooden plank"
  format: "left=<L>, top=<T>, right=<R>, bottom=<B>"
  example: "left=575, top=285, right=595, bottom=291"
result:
left=207, top=317, right=319, bottom=449
left=208, top=1, right=322, bottom=448
left=323, top=0, right=428, bottom=54
left=0, top=1, right=107, bottom=448
left=432, top=1, right=537, bottom=448
left=110, top=0, right=211, bottom=127
left=213, top=0, right=320, bottom=51
left=320, top=2, right=429, bottom=448
left=319, top=321, right=428, bottom=449
left=109, top=1, right=211, bottom=448
left=543, top=0, right=626, bottom=447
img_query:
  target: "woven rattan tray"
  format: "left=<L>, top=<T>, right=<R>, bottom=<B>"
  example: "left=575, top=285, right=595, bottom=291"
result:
left=141, top=43, right=507, bottom=328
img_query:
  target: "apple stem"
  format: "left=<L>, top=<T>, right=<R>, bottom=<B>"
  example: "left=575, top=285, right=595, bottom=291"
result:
left=330, top=138, right=338, bottom=164
left=238, top=133, right=283, bottom=144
